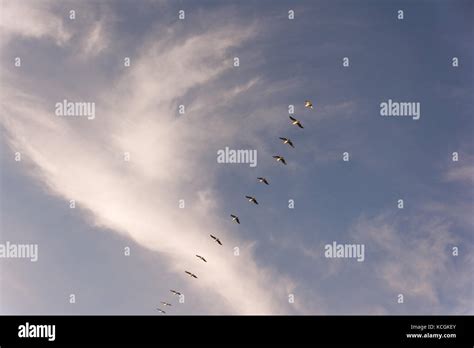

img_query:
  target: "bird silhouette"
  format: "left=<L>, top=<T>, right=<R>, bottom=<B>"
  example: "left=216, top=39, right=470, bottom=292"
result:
left=272, top=155, right=287, bottom=165
left=245, top=195, right=259, bottom=205
left=185, top=271, right=198, bottom=279
left=230, top=214, right=240, bottom=224
left=196, top=255, right=207, bottom=263
left=210, top=234, right=223, bottom=245
left=279, top=137, right=294, bottom=148
left=289, top=115, right=304, bottom=129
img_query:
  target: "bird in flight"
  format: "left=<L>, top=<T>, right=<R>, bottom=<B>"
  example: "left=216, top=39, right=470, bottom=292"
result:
left=273, top=155, right=287, bottom=165
left=210, top=234, right=223, bottom=245
left=257, top=177, right=269, bottom=185
left=170, top=289, right=181, bottom=296
left=305, top=100, right=313, bottom=109
left=289, top=115, right=304, bottom=129
left=230, top=214, right=240, bottom=224
left=185, top=271, right=198, bottom=279
left=279, top=137, right=294, bottom=148
left=245, top=195, right=259, bottom=205
left=156, top=308, right=166, bottom=314
left=196, top=255, right=207, bottom=263
left=161, top=301, right=172, bottom=307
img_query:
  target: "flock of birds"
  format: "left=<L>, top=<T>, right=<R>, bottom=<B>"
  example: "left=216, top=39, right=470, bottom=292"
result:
left=155, top=100, right=313, bottom=314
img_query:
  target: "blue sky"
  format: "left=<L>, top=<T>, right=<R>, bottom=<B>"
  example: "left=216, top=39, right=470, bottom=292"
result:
left=0, top=0, right=472, bottom=314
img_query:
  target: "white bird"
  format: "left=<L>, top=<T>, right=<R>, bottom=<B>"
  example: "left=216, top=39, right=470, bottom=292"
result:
left=230, top=214, right=240, bottom=224
left=170, top=289, right=181, bottom=296
left=210, top=234, right=222, bottom=245
left=161, top=302, right=172, bottom=307
left=279, top=137, right=294, bottom=148
left=257, top=177, right=269, bottom=185
left=196, top=254, right=207, bottom=263
left=185, top=271, right=198, bottom=279
left=305, top=100, right=313, bottom=109
left=272, top=155, right=287, bottom=165
left=156, top=308, right=166, bottom=314
left=289, top=115, right=304, bottom=129
left=245, top=195, right=259, bottom=205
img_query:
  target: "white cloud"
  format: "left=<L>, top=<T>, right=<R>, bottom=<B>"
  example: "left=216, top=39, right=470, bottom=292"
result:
left=351, top=212, right=473, bottom=313
left=444, top=163, right=474, bottom=185
left=1, top=6, right=298, bottom=314
left=0, top=0, right=71, bottom=46
left=79, top=21, right=108, bottom=57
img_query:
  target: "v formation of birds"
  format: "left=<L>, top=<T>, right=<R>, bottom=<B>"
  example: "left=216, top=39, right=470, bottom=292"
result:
left=156, top=100, right=313, bottom=314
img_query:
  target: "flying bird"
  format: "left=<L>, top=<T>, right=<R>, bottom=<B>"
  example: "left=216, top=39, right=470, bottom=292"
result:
left=210, top=234, right=222, bottom=245
left=305, top=100, right=313, bottom=109
left=245, top=195, right=259, bottom=205
left=257, top=177, right=269, bottom=185
left=289, top=115, right=304, bottom=129
left=196, top=254, right=207, bottom=263
left=170, top=290, right=181, bottom=296
left=279, top=137, right=294, bottom=148
left=161, top=302, right=172, bottom=307
left=230, top=214, right=240, bottom=224
left=156, top=308, right=166, bottom=314
left=185, top=271, right=198, bottom=279
left=272, top=155, right=287, bottom=165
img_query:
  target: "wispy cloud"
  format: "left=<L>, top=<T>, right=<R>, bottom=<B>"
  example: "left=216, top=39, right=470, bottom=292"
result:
left=1, top=3, right=298, bottom=314
left=444, top=163, right=474, bottom=185
left=350, top=211, right=473, bottom=314
left=0, top=0, right=71, bottom=46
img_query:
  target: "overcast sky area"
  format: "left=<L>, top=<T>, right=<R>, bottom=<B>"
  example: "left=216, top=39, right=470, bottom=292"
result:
left=0, top=0, right=472, bottom=315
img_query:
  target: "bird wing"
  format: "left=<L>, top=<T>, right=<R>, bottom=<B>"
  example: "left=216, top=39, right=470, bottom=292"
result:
left=289, top=115, right=296, bottom=121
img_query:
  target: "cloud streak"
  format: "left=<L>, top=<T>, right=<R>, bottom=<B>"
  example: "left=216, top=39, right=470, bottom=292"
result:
left=1, top=2, right=297, bottom=314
